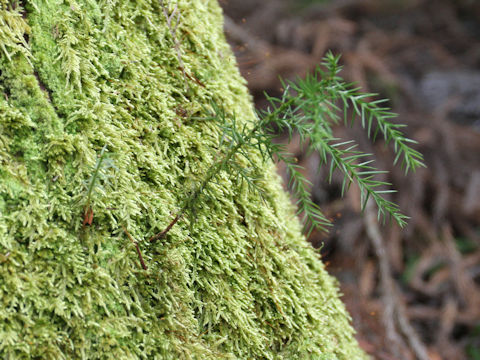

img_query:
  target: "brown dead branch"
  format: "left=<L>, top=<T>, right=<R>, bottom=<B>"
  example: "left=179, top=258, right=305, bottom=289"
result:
left=122, top=226, right=148, bottom=271
left=365, top=199, right=430, bottom=360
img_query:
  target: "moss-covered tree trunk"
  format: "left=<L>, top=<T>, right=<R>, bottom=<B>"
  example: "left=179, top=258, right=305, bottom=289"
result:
left=0, top=0, right=367, bottom=358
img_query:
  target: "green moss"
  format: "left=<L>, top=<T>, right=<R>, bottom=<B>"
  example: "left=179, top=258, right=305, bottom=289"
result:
left=0, top=0, right=367, bottom=358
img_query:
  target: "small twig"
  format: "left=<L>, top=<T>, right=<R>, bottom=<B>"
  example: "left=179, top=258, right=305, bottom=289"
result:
left=443, top=225, right=480, bottom=311
left=82, top=145, right=108, bottom=228
left=365, top=199, right=430, bottom=360
left=146, top=54, right=423, bottom=241
left=149, top=212, right=182, bottom=243
left=179, top=67, right=206, bottom=88
left=122, top=225, right=148, bottom=270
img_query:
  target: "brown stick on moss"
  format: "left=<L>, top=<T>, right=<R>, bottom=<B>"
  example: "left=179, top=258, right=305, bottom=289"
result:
left=149, top=213, right=182, bottom=243
left=122, top=226, right=148, bottom=271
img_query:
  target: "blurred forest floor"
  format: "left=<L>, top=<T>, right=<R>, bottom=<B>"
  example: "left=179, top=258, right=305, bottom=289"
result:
left=220, top=0, right=480, bottom=359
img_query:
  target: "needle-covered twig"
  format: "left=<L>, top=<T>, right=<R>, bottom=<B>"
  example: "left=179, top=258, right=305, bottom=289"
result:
left=149, top=52, right=425, bottom=240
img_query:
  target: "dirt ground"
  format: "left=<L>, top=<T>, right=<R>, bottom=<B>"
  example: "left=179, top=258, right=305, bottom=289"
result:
left=220, top=0, right=480, bottom=359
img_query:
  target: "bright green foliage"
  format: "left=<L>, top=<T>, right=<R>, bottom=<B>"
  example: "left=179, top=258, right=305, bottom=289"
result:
left=0, top=0, right=368, bottom=359
left=172, top=53, right=423, bottom=237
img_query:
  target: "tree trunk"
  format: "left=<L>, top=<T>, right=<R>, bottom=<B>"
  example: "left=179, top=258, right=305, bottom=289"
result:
left=0, top=0, right=367, bottom=358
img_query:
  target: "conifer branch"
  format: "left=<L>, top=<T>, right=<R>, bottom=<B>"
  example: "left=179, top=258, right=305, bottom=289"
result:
left=149, top=52, right=425, bottom=240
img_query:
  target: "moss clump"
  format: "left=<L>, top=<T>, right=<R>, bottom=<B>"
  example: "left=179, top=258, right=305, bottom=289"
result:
left=0, top=0, right=367, bottom=358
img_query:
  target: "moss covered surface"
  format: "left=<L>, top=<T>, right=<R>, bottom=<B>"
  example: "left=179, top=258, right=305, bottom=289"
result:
left=0, top=0, right=367, bottom=358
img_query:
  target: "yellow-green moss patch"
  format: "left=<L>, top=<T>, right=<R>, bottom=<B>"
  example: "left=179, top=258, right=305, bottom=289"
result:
left=0, top=0, right=367, bottom=358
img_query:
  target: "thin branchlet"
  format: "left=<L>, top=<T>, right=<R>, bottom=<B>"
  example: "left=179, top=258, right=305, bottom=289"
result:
left=85, top=146, right=107, bottom=207
left=150, top=52, right=425, bottom=240
left=122, top=226, right=148, bottom=270
left=82, top=145, right=108, bottom=227
left=80, top=145, right=117, bottom=230
left=148, top=100, right=294, bottom=241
